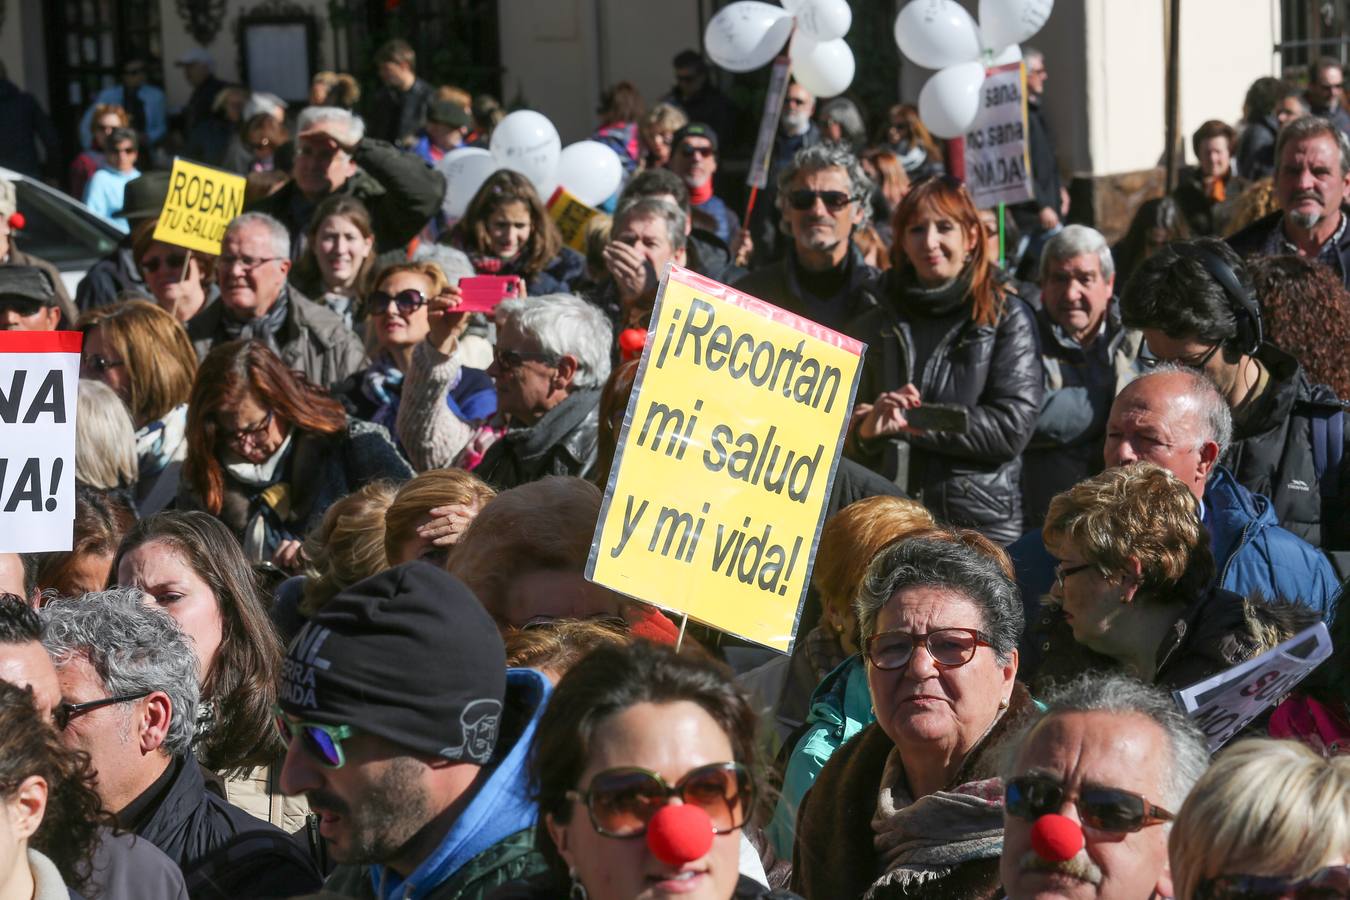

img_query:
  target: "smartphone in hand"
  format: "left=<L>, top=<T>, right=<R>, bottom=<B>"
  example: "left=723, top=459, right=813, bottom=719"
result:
left=457, top=275, right=523, bottom=312
left=904, top=403, right=970, bottom=433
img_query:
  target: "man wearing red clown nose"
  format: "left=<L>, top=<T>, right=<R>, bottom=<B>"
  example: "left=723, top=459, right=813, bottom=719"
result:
left=1000, top=673, right=1208, bottom=900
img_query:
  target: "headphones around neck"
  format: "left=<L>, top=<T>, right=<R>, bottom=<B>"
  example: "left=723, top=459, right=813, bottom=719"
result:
left=1171, top=243, right=1263, bottom=356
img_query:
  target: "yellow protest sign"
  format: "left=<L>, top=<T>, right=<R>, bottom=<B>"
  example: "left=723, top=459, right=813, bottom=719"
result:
left=547, top=186, right=600, bottom=252
left=151, top=158, right=247, bottom=255
left=587, top=265, right=865, bottom=652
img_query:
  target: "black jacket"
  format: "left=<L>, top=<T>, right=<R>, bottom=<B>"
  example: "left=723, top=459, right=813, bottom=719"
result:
left=1216, top=344, right=1349, bottom=551
left=1171, top=166, right=1249, bottom=237
left=74, top=237, right=146, bottom=313
left=732, top=244, right=881, bottom=332
left=249, top=137, right=444, bottom=257
left=846, top=275, right=1043, bottom=544
left=1235, top=116, right=1278, bottom=181
left=1227, top=206, right=1350, bottom=291
left=688, top=228, right=747, bottom=285
left=128, top=756, right=320, bottom=900
left=477, top=389, right=602, bottom=490
left=366, top=78, right=435, bottom=146
left=0, top=79, right=59, bottom=178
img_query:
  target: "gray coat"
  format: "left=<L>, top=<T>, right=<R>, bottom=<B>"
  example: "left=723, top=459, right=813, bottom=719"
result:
left=186, top=288, right=366, bottom=390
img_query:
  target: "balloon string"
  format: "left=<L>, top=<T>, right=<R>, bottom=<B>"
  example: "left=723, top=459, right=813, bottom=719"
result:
left=675, top=613, right=689, bottom=653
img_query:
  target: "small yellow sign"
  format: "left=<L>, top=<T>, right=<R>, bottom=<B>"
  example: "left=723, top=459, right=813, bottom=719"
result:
left=547, top=186, right=601, bottom=253
left=587, top=265, right=865, bottom=653
left=152, top=158, right=247, bottom=255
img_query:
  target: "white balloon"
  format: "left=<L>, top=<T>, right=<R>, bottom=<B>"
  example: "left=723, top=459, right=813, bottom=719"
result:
left=780, top=0, right=807, bottom=11
left=796, top=0, right=852, bottom=42
left=489, top=110, right=562, bottom=196
left=790, top=33, right=855, bottom=99
left=988, top=44, right=1023, bottom=66
left=917, top=61, right=986, bottom=138
left=894, top=0, right=982, bottom=70
left=437, top=148, right=499, bottom=220
left=979, top=0, right=1054, bottom=50
left=556, top=141, right=624, bottom=207
left=705, top=1, right=795, bottom=73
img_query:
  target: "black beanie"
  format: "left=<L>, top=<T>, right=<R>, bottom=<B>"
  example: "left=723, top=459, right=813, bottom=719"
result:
left=280, top=561, right=507, bottom=764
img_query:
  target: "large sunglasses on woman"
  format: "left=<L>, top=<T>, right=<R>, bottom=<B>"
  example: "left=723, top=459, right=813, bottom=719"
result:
left=567, top=762, right=753, bottom=839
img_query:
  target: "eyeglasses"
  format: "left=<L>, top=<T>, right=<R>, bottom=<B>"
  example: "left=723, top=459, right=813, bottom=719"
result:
left=273, top=706, right=356, bottom=768
left=54, top=691, right=151, bottom=731
left=1196, top=866, right=1350, bottom=900
left=788, top=189, right=856, bottom=212
left=1054, top=562, right=1096, bottom=590
left=110, top=145, right=138, bottom=156
left=141, top=252, right=187, bottom=274
left=367, top=288, right=427, bottom=316
left=219, top=254, right=284, bottom=273
left=863, top=627, right=992, bottom=671
left=220, top=409, right=274, bottom=448
left=567, top=762, right=752, bottom=839
left=680, top=144, right=715, bottom=159
left=82, top=354, right=126, bottom=374
left=493, top=346, right=560, bottom=371
left=1005, top=774, right=1174, bottom=833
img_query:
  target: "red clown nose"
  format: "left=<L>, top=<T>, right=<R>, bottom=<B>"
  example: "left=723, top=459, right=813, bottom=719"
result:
left=1031, top=814, right=1084, bottom=862
left=7, top=212, right=24, bottom=231
left=618, top=328, right=647, bottom=361
left=645, top=804, right=714, bottom=866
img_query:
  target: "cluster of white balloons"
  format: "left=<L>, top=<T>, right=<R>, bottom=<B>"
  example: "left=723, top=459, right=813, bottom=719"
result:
left=438, top=110, right=625, bottom=220
left=704, top=0, right=855, bottom=99
left=894, top=0, right=1053, bottom=138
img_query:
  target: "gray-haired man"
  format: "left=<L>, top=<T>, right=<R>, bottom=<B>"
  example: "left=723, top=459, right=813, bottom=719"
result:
left=734, top=143, right=879, bottom=330
left=41, top=589, right=320, bottom=897
left=1021, top=224, right=1143, bottom=526
left=1000, top=673, right=1209, bottom=900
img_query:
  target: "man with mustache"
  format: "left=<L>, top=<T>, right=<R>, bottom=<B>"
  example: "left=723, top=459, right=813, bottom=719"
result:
left=1000, top=673, right=1209, bottom=900
left=1229, top=115, right=1350, bottom=288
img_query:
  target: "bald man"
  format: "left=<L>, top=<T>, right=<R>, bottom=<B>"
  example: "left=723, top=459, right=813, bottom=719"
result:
left=1010, top=365, right=1339, bottom=673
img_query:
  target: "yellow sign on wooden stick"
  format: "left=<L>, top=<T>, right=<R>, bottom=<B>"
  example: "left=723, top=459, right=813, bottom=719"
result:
left=587, top=264, right=865, bottom=653
left=152, top=158, right=247, bottom=255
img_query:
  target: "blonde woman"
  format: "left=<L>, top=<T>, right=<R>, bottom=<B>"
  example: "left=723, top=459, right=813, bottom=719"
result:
left=1038, top=463, right=1317, bottom=690
left=1169, top=738, right=1349, bottom=899
left=639, top=101, right=688, bottom=170
left=383, top=467, right=496, bottom=567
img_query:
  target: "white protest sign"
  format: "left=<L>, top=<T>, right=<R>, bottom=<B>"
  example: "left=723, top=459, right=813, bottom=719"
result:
left=0, top=332, right=82, bottom=552
left=964, top=61, right=1033, bottom=209
left=1173, top=622, right=1334, bottom=752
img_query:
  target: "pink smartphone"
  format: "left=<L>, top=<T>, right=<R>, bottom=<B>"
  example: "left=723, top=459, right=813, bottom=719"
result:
left=457, top=275, right=523, bottom=312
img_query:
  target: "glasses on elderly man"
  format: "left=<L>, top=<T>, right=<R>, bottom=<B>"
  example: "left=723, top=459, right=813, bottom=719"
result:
left=864, top=627, right=992, bottom=671
left=1005, top=774, right=1174, bottom=833
left=54, top=691, right=151, bottom=731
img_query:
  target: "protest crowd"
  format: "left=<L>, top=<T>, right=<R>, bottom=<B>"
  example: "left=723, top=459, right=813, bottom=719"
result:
left=2, top=10, right=1350, bottom=900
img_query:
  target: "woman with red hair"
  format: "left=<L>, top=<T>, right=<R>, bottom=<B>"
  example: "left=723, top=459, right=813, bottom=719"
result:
left=179, top=340, right=412, bottom=571
left=847, top=177, right=1042, bottom=544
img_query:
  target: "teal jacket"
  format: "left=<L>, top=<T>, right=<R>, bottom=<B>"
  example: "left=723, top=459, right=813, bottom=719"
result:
left=765, top=655, right=874, bottom=858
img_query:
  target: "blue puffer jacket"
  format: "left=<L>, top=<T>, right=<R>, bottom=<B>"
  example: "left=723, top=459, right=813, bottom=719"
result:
left=765, top=655, right=874, bottom=859
left=1010, top=466, right=1339, bottom=673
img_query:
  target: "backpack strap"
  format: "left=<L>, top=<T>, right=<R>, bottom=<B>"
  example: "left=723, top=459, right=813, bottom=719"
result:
left=1304, top=389, right=1346, bottom=501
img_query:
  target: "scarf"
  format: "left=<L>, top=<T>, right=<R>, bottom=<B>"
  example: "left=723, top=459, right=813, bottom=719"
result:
left=866, top=748, right=1006, bottom=897
left=894, top=266, right=973, bottom=320
left=689, top=178, right=714, bottom=206
left=223, top=432, right=295, bottom=562
left=895, top=142, right=929, bottom=176
left=220, top=287, right=291, bottom=350
left=137, top=403, right=188, bottom=480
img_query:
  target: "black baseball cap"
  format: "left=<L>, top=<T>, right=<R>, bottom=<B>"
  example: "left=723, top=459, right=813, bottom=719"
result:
left=672, top=123, right=719, bottom=155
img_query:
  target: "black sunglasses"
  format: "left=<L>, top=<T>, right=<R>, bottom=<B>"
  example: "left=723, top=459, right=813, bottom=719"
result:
left=1197, top=866, right=1350, bottom=900
left=0, top=298, right=47, bottom=318
left=368, top=288, right=427, bottom=316
left=788, top=189, right=855, bottom=212
left=55, top=691, right=151, bottom=731
left=141, top=252, right=187, bottom=274
left=493, top=347, right=560, bottom=371
left=1005, top=774, right=1174, bottom=833
left=566, top=762, right=752, bottom=839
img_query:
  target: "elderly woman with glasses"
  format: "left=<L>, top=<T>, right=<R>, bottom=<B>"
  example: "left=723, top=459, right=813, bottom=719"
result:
left=1037, top=462, right=1316, bottom=692
left=338, top=260, right=496, bottom=470
left=791, top=533, right=1032, bottom=900
left=179, top=340, right=411, bottom=572
left=494, top=640, right=802, bottom=900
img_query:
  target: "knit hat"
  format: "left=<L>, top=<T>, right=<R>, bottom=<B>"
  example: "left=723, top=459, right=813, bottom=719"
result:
left=0, top=267, right=58, bottom=306
left=672, top=122, right=719, bottom=156
left=280, top=561, right=507, bottom=764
